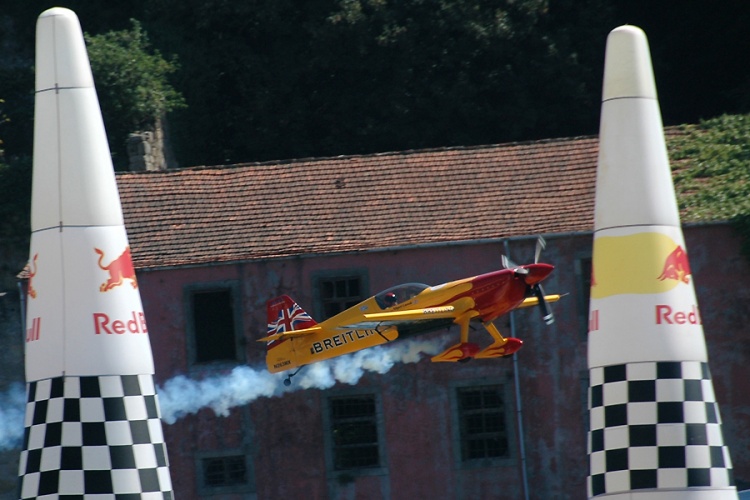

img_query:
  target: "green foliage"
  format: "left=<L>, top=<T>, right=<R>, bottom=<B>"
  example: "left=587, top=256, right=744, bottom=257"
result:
left=669, top=114, right=750, bottom=222
left=0, top=98, right=8, bottom=157
left=668, top=114, right=750, bottom=260
left=0, top=155, right=31, bottom=245
left=85, top=19, right=185, bottom=168
left=0, top=65, right=34, bottom=160
left=0, top=100, right=25, bottom=244
left=143, top=0, right=611, bottom=165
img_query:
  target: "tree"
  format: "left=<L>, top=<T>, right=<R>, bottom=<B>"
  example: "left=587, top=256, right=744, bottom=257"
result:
left=85, top=19, right=185, bottom=169
left=314, top=0, right=611, bottom=151
left=0, top=98, right=30, bottom=246
left=141, top=0, right=614, bottom=165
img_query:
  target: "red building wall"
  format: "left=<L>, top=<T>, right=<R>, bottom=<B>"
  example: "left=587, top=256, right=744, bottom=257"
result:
left=135, top=225, right=750, bottom=499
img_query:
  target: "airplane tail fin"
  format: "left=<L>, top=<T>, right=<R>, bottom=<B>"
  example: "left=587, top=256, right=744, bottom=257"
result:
left=265, top=295, right=318, bottom=343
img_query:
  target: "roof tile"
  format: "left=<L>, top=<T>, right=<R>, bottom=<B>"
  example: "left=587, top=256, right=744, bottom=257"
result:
left=117, top=136, right=601, bottom=269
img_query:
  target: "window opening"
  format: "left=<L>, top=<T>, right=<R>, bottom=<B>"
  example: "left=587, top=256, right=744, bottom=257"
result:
left=457, top=385, right=509, bottom=460
left=330, top=395, right=380, bottom=470
left=192, top=288, right=237, bottom=363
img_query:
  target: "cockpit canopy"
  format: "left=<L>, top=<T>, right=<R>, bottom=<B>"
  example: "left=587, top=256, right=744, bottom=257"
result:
left=374, top=283, right=430, bottom=309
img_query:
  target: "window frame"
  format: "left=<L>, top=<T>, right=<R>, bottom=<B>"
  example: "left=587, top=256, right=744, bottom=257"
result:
left=322, top=390, right=388, bottom=481
left=195, top=450, right=253, bottom=496
left=311, top=269, right=369, bottom=320
left=184, top=280, right=244, bottom=367
left=450, top=381, right=515, bottom=468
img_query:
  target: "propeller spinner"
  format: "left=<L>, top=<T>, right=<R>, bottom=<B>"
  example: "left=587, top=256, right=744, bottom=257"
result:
left=502, top=236, right=555, bottom=324
left=532, top=236, right=554, bottom=324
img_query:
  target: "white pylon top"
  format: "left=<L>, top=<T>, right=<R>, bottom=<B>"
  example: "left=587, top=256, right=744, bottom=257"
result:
left=36, top=8, right=95, bottom=92
left=32, top=7, right=123, bottom=231
left=602, top=25, right=657, bottom=102
left=594, top=25, right=680, bottom=231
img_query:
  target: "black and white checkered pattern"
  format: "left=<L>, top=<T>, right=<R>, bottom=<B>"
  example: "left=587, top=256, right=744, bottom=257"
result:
left=587, top=361, right=735, bottom=497
left=18, top=374, right=173, bottom=499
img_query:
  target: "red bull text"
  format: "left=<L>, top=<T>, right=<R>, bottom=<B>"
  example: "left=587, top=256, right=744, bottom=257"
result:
left=93, top=311, right=148, bottom=334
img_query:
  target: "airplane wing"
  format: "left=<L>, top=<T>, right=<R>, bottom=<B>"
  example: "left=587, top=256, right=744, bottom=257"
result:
left=350, top=297, right=477, bottom=329
left=324, top=306, right=461, bottom=331
left=362, top=305, right=459, bottom=321
left=362, top=294, right=563, bottom=321
left=257, top=325, right=322, bottom=343
left=517, top=294, right=563, bottom=309
left=331, top=295, right=563, bottom=331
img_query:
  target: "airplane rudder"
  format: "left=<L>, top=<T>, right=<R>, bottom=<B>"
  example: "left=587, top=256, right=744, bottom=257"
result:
left=265, top=295, right=288, bottom=321
left=265, top=295, right=317, bottom=335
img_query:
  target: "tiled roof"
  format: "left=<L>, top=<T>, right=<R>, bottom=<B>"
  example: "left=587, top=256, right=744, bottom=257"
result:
left=117, top=136, right=602, bottom=269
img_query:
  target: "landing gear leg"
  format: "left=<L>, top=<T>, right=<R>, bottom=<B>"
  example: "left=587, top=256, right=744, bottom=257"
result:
left=475, top=321, right=523, bottom=358
left=457, top=311, right=473, bottom=344
left=484, top=321, right=508, bottom=344
left=283, top=366, right=305, bottom=386
left=430, top=312, right=481, bottom=362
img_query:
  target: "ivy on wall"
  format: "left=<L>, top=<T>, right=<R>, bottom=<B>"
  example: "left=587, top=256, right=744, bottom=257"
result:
left=667, top=113, right=750, bottom=259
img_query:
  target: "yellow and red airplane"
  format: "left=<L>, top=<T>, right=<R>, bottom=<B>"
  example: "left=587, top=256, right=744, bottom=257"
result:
left=260, top=245, right=560, bottom=384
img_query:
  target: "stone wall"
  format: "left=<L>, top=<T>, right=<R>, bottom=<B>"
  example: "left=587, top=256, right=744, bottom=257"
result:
left=126, top=116, right=176, bottom=171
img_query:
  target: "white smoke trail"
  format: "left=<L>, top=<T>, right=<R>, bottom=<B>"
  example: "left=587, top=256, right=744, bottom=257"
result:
left=158, top=334, right=450, bottom=424
left=0, top=336, right=451, bottom=446
left=0, top=383, right=27, bottom=450
left=157, top=365, right=282, bottom=424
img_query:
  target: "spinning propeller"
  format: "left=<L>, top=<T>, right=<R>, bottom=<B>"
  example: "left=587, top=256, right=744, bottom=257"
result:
left=502, top=236, right=555, bottom=325
left=531, top=237, right=554, bottom=325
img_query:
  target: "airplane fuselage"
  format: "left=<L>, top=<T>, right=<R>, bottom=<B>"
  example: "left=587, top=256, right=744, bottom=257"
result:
left=263, top=263, right=555, bottom=374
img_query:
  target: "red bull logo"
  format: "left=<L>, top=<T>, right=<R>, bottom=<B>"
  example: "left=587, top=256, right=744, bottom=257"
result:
left=657, top=245, right=691, bottom=284
left=95, top=246, right=138, bottom=292
left=591, top=232, right=692, bottom=299
left=27, top=253, right=38, bottom=299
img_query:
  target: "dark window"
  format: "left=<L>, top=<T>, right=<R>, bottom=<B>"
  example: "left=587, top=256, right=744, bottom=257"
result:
left=457, top=385, right=509, bottom=461
left=319, top=276, right=363, bottom=319
left=201, top=455, right=247, bottom=488
left=191, top=288, right=237, bottom=363
left=330, top=395, right=380, bottom=470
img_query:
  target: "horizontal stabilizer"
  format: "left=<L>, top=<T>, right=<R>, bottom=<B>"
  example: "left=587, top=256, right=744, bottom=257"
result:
left=258, top=326, right=321, bottom=343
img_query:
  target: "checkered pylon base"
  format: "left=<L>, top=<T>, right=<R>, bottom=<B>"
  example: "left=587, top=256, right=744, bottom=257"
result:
left=18, top=374, right=173, bottom=499
left=587, top=361, right=735, bottom=497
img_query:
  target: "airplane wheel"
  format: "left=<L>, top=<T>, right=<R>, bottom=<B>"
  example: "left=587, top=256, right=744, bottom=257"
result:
left=283, top=378, right=291, bottom=387
left=458, top=357, right=472, bottom=364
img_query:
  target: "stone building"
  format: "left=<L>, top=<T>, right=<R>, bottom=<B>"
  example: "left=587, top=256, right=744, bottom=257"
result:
left=2, top=134, right=748, bottom=498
